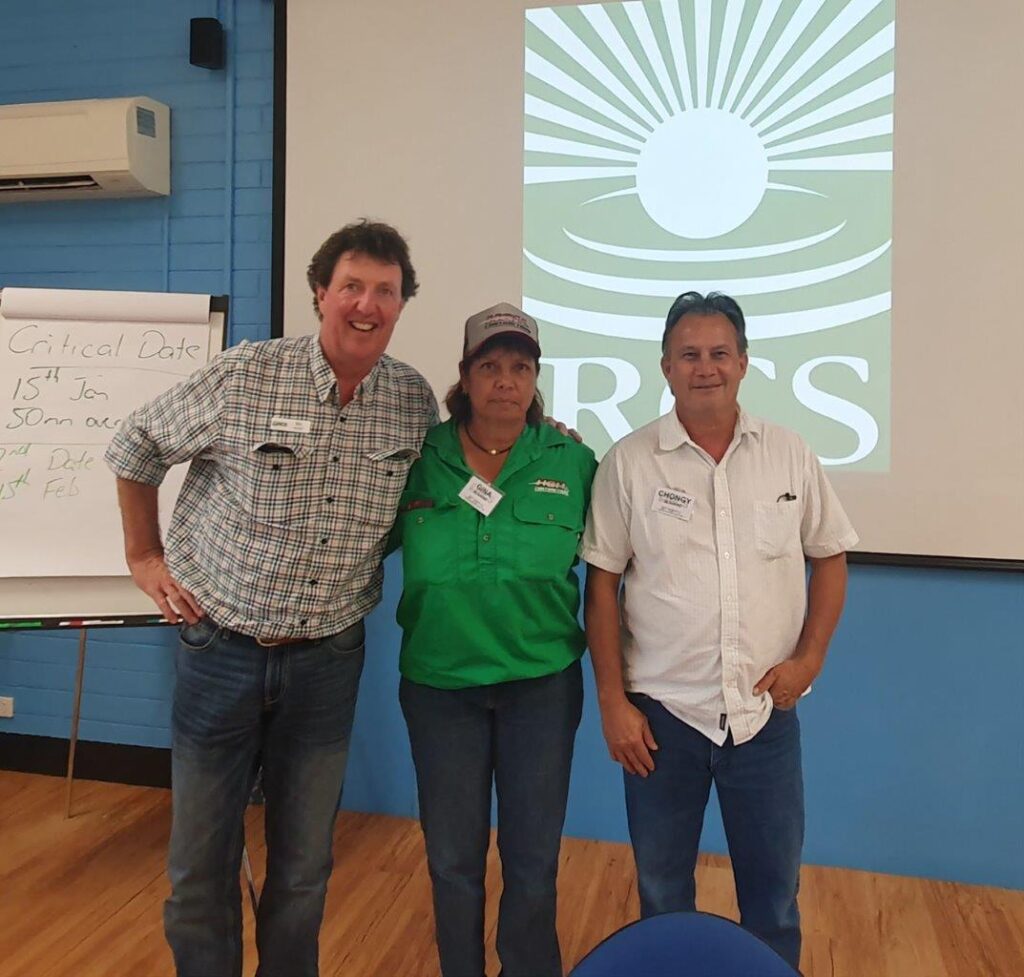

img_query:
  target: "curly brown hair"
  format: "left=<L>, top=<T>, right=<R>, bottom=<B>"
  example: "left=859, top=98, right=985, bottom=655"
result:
left=306, top=219, right=419, bottom=315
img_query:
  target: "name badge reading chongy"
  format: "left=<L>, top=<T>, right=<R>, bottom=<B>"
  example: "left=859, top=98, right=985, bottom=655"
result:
left=652, top=486, right=695, bottom=521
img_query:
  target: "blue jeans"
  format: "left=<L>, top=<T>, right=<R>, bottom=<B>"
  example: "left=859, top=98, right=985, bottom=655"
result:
left=624, top=697, right=804, bottom=970
left=164, top=618, right=365, bottom=977
left=399, top=659, right=583, bottom=977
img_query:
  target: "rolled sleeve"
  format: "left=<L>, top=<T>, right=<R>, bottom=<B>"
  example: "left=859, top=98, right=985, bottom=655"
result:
left=104, top=348, right=232, bottom=485
left=800, top=445, right=859, bottom=557
left=104, top=426, right=172, bottom=485
left=579, top=444, right=633, bottom=573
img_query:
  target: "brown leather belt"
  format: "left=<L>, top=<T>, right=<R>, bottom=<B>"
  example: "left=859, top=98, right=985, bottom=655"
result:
left=254, top=634, right=311, bottom=648
left=204, top=618, right=357, bottom=649
left=206, top=623, right=314, bottom=648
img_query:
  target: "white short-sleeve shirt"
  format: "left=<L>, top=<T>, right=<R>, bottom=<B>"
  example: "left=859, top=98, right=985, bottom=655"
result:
left=580, top=409, right=858, bottom=745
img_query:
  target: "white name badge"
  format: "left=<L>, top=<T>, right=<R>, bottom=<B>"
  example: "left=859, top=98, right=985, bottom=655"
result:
left=652, top=486, right=695, bottom=521
left=459, top=475, right=504, bottom=516
left=270, top=416, right=312, bottom=434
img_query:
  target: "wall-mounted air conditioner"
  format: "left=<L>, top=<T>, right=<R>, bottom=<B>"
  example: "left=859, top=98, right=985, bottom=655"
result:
left=0, top=96, right=170, bottom=203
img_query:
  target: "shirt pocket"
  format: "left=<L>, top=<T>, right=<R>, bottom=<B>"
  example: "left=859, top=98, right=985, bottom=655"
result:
left=352, top=447, right=419, bottom=526
left=512, top=493, right=585, bottom=580
left=754, top=500, right=802, bottom=560
left=244, top=440, right=313, bottom=527
left=398, top=499, right=461, bottom=584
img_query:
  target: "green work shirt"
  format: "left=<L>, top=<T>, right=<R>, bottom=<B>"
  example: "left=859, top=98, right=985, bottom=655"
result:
left=393, top=419, right=597, bottom=689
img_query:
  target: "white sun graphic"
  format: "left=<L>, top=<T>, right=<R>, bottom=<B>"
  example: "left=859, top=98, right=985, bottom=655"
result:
left=523, top=0, right=894, bottom=342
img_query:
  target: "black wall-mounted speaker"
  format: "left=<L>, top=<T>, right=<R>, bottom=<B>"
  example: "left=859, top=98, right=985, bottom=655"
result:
left=190, top=17, right=225, bottom=71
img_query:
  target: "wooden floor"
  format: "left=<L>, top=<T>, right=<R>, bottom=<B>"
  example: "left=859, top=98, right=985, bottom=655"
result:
left=1, top=771, right=1021, bottom=977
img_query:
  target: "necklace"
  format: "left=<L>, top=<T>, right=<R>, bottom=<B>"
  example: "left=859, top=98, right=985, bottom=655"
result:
left=463, top=424, right=516, bottom=456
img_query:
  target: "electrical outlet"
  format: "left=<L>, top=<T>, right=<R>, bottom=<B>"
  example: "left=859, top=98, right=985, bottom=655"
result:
left=0, top=697, right=13, bottom=718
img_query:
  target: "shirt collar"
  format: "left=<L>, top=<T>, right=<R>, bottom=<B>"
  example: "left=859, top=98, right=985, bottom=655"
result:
left=428, top=418, right=464, bottom=467
left=307, top=335, right=384, bottom=405
left=657, top=406, right=761, bottom=451
left=428, top=418, right=546, bottom=477
left=736, top=408, right=762, bottom=440
left=308, top=335, right=336, bottom=404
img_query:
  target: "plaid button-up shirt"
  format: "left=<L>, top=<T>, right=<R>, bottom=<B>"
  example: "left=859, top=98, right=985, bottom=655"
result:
left=105, top=334, right=438, bottom=641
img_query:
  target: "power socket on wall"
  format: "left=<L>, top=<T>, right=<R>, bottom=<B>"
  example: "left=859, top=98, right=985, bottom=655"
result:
left=0, top=697, right=14, bottom=718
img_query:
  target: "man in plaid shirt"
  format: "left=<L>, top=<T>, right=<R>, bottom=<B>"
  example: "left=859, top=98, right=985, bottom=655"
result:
left=105, top=220, right=437, bottom=977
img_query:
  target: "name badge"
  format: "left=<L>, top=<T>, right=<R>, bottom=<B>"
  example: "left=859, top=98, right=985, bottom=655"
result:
left=459, top=475, right=504, bottom=516
left=652, top=486, right=695, bottom=521
left=270, top=416, right=312, bottom=434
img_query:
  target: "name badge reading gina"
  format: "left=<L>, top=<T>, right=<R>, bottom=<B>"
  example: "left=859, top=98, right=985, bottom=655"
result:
left=652, top=487, right=695, bottom=521
left=459, top=475, right=504, bottom=516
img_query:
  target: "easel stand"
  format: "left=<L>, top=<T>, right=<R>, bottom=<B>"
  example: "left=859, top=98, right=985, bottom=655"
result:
left=64, top=628, right=88, bottom=818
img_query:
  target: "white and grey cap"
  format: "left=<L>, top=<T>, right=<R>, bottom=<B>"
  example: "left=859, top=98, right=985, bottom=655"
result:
left=463, top=302, right=541, bottom=358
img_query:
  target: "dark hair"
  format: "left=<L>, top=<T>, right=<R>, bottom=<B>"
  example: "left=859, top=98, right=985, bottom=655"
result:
left=661, top=291, right=748, bottom=354
left=306, top=219, right=419, bottom=313
left=444, top=334, right=545, bottom=426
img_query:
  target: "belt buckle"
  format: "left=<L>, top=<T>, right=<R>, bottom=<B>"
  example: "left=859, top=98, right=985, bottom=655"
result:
left=255, top=635, right=286, bottom=648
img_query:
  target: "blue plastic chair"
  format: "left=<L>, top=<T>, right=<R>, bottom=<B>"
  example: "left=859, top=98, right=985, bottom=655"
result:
left=568, top=911, right=801, bottom=977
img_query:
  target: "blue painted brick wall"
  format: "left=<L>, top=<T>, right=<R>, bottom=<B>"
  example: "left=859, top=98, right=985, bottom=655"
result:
left=0, top=0, right=274, bottom=747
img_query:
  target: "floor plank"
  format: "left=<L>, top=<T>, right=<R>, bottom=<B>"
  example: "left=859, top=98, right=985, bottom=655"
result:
left=1, top=771, right=1021, bottom=977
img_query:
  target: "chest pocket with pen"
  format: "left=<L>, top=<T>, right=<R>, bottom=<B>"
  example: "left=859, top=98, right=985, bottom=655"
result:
left=753, top=498, right=802, bottom=560
left=511, top=493, right=584, bottom=579
left=245, top=440, right=312, bottom=527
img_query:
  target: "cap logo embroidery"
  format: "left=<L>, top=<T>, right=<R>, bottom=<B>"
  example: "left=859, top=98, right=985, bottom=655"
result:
left=483, top=315, right=531, bottom=334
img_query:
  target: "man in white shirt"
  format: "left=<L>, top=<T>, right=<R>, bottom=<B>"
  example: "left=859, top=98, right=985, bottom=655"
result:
left=580, top=291, right=857, bottom=970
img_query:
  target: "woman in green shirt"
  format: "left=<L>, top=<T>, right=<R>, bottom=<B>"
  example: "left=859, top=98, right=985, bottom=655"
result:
left=393, top=303, right=596, bottom=977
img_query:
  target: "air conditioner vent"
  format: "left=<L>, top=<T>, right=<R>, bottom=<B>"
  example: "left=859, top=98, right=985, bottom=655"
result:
left=0, top=175, right=100, bottom=193
left=136, top=106, right=156, bottom=137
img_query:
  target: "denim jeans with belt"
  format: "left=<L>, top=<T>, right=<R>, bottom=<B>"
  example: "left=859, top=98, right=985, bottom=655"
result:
left=399, top=659, right=583, bottom=977
left=624, top=696, right=804, bottom=970
left=164, top=617, right=365, bottom=977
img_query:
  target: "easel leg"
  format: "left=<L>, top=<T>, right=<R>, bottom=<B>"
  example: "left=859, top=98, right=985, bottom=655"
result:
left=242, top=845, right=259, bottom=916
left=65, top=628, right=87, bottom=819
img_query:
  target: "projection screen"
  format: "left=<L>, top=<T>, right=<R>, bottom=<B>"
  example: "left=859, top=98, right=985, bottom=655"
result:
left=279, top=0, right=1024, bottom=565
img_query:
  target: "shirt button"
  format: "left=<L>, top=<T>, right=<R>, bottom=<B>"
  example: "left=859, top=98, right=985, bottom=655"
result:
left=547, top=513, right=554, bottom=521
left=299, top=618, right=308, bottom=626
left=326, top=497, right=334, bottom=503
left=320, top=536, right=328, bottom=545
left=724, top=552, right=731, bottom=559
left=309, top=579, right=318, bottom=586
left=482, top=533, right=491, bottom=542
left=720, top=510, right=726, bottom=517
left=332, top=456, right=340, bottom=463
left=416, top=515, right=424, bottom=524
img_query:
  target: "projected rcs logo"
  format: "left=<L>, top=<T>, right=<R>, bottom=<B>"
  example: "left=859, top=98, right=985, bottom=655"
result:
left=523, top=0, right=894, bottom=469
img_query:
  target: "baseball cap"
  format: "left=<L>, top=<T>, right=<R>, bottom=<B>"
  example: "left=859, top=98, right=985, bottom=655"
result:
left=463, top=302, right=541, bottom=358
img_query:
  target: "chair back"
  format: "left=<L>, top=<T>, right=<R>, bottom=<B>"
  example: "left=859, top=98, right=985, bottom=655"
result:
left=568, top=911, right=801, bottom=977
